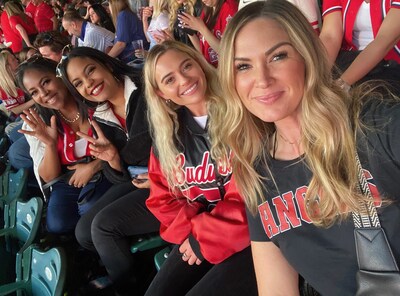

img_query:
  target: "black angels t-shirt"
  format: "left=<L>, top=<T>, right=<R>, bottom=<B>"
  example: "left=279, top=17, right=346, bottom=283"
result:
left=247, top=100, right=400, bottom=296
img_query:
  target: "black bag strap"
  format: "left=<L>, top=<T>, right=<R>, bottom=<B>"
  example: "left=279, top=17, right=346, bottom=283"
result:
left=352, top=153, right=381, bottom=228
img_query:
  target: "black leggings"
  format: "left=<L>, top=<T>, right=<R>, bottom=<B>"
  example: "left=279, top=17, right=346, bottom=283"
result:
left=145, top=245, right=258, bottom=296
left=75, top=181, right=160, bottom=283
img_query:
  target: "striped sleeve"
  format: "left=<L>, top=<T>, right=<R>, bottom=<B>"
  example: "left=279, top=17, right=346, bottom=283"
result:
left=322, top=0, right=342, bottom=17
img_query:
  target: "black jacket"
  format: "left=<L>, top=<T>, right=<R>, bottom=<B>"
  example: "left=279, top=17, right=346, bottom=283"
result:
left=95, top=77, right=152, bottom=184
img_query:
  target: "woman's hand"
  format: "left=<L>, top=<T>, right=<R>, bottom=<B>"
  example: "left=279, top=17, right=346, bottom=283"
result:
left=153, top=29, right=174, bottom=44
left=19, top=108, right=58, bottom=146
left=67, top=161, right=97, bottom=188
left=179, top=238, right=202, bottom=265
left=177, top=12, right=206, bottom=34
left=132, top=172, right=150, bottom=189
left=77, top=120, right=118, bottom=162
left=142, top=6, right=153, bottom=19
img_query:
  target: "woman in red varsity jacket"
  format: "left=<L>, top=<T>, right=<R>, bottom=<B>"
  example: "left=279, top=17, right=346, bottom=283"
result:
left=143, top=40, right=257, bottom=295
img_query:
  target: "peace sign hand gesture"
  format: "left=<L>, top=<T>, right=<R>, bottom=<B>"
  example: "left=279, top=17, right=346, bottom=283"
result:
left=76, top=119, right=121, bottom=168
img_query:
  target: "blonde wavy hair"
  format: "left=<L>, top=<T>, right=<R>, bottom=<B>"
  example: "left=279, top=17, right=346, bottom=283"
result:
left=216, top=0, right=363, bottom=227
left=108, top=0, right=132, bottom=26
left=168, top=0, right=197, bottom=31
left=152, top=0, right=169, bottom=18
left=0, top=50, right=19, bottom=97
left=144, top=40, right=224, bottom=191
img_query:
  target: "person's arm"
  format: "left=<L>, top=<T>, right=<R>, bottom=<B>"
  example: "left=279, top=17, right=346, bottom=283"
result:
left=252, top=241, right=300, bottom=296
left=19, top=110, right=61, bottom=182
left=142, top=7, right=152, bottom=42
left=8, top=99, right=35, bottom=115
left=51, top=15, right=58, bottom=31
left=319, top=10, right=343, bottom=67
left=188, top=33, right=201, bottom=52
left=107, top=40, right=126, bottom=57
left=188, top=175, right=251, bottom=264
left=146, top=150, right=204, bottom=244
left=15, top=24, right=33, bottom=47
left=67, top=158, right=102, bottom=188
left=179, top=13, right=221, bottom=53
left=340, top=8, right=400, bottom=86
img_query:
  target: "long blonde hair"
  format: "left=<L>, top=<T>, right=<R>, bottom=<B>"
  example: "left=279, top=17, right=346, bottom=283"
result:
left=108, top=0, right=133, bottom=26
left=0, top=50, right=19, bottom=97
left=144, top=40, right=224, bottom=191
left=168, top=0, right=197, bottom=31
left=152, top=0, right=169, bottom=18
left=216, top=0, right=362, bottom=226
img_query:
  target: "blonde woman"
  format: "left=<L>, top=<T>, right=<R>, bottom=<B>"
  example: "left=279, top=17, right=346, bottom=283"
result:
left=216, top=1, right=400, bottom=295
left=143, top=40, right=257, bottom=295
left=0, top=49, right=35, bottom=171
left=107, top=0, right=147, bottom=63
left=165, top=0, right=202, bottom=46
left=5, top=1, right=38, bottom=48
left=142, top=0, right=169, bottom=49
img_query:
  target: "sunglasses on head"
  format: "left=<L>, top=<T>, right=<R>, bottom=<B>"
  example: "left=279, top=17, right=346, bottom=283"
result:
left=56, top=44, right=73, bottom=78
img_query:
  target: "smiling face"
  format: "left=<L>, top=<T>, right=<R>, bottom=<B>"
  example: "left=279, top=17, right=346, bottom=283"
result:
left=155, top=49, right=207, bottom=116
left=66, top=56, right=120, bottom=103
left=22, top=69, right=70, bottom=109
left=234, top=18, right=305, bottom=125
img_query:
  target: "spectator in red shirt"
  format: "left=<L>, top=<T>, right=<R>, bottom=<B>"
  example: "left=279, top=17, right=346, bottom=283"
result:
left=5, top=1, right=38, bottom=48
left=32, top=0, right=58, bottom=32
left=1, top=9, right=23, bottom=52
left=21, top=0, right=37, bottom=18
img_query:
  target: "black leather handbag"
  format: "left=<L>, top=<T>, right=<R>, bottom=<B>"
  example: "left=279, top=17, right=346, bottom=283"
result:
left=353, top=154, right=400, bottom=296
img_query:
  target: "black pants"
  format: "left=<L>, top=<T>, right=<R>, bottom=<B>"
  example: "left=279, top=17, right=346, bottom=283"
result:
left=145, top=245, right=258, bottom=296
left=75, top=181, right=160, bottom=284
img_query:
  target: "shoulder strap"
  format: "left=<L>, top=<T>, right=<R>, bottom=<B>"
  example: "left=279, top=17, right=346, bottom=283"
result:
left=352, top=153, right=381, bottom=228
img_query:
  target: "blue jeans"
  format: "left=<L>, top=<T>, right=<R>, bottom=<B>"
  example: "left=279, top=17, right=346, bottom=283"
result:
left=8, top=135, right=33, bottom=169
left=46, top=175, right=112, bottom=234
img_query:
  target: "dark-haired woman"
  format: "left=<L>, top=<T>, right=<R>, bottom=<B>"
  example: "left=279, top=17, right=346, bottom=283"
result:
left=177, top=0, right=237, bottom=67
left=57, top=46, right=159, bottom=294
left=88, top=4, right=115, bottom=33
left=17, top=57, right=113, bottom=234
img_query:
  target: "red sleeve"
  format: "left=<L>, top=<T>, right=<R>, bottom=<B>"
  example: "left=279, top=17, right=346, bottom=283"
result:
left=146, top=150, right=204, bottom=245
left=322, top=0, right=342, bottom=18
left=43, top=4, right=55, bottom=18
left=146, top=149, right=250, bottom=264
left=190, top=175, right=250, bottom=264
left=217, top=0, right=238, bottom=36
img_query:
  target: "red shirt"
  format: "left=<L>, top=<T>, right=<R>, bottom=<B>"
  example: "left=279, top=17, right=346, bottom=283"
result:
left=57, top=120, right=94, bottom=165
left=25, top=1, right=37, bottom=19
left=322, top=0, right=400, bottom=63
left=0, top=88, right=25, bottom=110
left=9, top=15, right=38, bottom=36
left=199, top=0, right=238, bottom=67
left=34, top=1, right=55, bottom=33
left=1, top=11, right=23, bottom=52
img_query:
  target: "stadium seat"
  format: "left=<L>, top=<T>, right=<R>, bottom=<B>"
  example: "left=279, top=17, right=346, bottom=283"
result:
left=0, top=244, right=66, bottom=296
